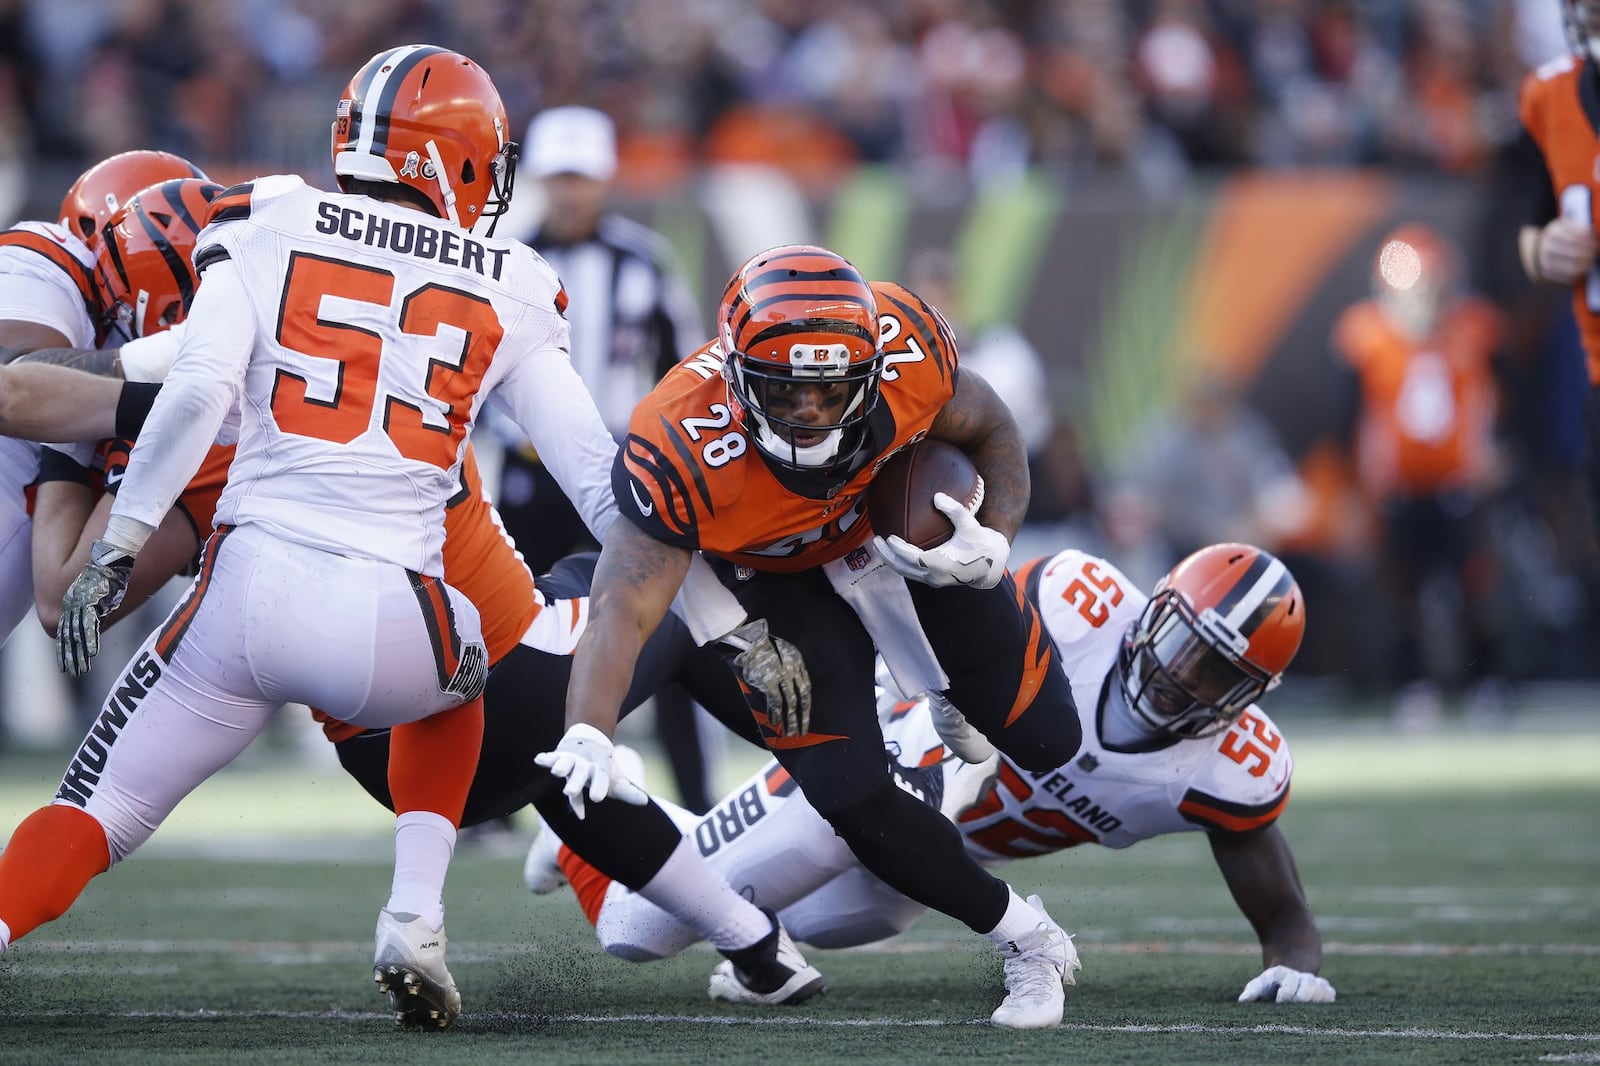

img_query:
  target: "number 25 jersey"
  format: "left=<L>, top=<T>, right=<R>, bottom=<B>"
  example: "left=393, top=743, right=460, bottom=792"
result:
left=184, top=175, right=583, bottom=575
left=616, top=281, right=959, bottom=573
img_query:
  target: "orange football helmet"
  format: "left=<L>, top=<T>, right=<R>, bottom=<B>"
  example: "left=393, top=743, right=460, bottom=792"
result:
left=331, top=44, right=518, bottom=233
left=93, top=178, right=225, bottom=342
left=717, top=244, right=883, bottom=472
left=1119, top=543, right=1304, bottom=738
left=1372, top=223, right=1458, bottom=340
left=59, top=150, right=209, bottom=252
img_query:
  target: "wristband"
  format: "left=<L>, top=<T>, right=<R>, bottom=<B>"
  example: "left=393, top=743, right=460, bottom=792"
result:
left=115, top=382, right=162, bottom=438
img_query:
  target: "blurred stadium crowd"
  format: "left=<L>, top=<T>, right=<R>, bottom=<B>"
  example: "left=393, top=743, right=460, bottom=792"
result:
left=0, top=0, right=1595, bottom=738
left=0, top=0, right=1564, bottom=196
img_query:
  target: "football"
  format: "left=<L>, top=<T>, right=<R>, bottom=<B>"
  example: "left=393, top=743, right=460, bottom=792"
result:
left=868, top=439, right=982, bottom=550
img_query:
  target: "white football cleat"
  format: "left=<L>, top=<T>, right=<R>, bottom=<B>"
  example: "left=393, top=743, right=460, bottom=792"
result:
left=522, top=817, right=566, bottom=895
left=927, top=691, right=996, bottom=764
left=990, top=895, right=1079, bottom=1030
left=373, top=908, right=461, bottom=1030
left=708, top=915, right=826, bottom=1006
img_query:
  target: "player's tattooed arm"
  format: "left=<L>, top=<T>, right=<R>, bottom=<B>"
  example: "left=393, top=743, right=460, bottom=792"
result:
left=10, top=346, right=122, bottom=377
left=928, top=367, right=1030, bottom=540
left=564, top=518, right=693, bottom=739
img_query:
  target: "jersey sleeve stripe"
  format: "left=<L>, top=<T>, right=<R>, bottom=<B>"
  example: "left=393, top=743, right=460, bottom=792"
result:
left=0, top=231, right=96, bottom=311
left=878, top=288, right=955, bottom=383
left=1178, top=784, right=1290, bottom=832
left=620, top=434, right=701, bottom=542
left=207, top=183, right=255, bottom=225
left=155, top=524, right=234, bottom=661
left=193, top=245, right=232, bottom=275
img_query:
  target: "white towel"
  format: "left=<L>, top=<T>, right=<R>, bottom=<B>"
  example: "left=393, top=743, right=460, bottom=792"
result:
left=823, top=538, right=949, bottom=698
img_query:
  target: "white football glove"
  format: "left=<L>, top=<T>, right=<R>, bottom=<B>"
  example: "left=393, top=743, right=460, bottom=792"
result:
left=1535, top=216, right=1599, bottom=284
left=875, top=490, right=1010, bottom=589
left=1238, top=965, right=1336, bottom=1004
left=534, top=723, right=649, bottom=820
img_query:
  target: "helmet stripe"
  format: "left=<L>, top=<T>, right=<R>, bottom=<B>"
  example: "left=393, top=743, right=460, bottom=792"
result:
left=132, top=200, right=194, bottom=314
left=353, top=44, right=432, bottom=159
left=1220, top=555, right=1293, bottom=638
left=368, top=45, right=448, bottom=157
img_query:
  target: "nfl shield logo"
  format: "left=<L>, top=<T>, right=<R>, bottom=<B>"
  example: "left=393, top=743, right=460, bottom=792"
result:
left=845, top=547, right=870, bottom=571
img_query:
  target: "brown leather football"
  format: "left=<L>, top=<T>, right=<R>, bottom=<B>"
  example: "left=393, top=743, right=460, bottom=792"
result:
left=868, top=439, right=982, bottom=550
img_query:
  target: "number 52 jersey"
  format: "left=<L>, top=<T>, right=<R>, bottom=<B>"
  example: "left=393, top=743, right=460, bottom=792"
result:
left=884, top=549, right=1295, bottom=862
left=155, top=175, right=612, bottom=576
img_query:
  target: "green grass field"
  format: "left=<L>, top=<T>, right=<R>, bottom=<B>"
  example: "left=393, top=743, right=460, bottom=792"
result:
left=0, top=714, right=1596, bottom=1065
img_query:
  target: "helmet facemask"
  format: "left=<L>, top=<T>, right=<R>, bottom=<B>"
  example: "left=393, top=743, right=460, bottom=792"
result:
left=1118, top=590, right=1275, bottom=739
left=723, top=321, right=884, bottom=472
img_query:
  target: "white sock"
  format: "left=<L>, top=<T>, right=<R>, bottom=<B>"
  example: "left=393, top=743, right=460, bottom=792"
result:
left=637, top=835, right=774, bottom=952
left=386, top=810, right=456, bottom=932
left=0, top=916, right=10, bottom=955
left=984, top=888, right=1044, bottom=951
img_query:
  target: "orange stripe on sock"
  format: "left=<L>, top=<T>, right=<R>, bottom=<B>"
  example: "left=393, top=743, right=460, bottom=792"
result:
left=388, top=697, right=483, bottom=828
left=0, top=805, right=110, bottom=944
left=558, top=843, right=612, bottom=927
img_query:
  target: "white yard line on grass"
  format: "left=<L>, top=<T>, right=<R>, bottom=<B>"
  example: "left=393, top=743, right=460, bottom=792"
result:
left=0, top=1007, right=1596, bottom=1043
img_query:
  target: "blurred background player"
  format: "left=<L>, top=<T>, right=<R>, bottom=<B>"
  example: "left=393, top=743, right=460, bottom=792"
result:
left=533, top=542, right=1335, bottom=1007
left=1519, top=2, right=1600, bottom=544
left=493, top=105, right=722, bottom=815
left=1332, top=224, right=1507, bottom=728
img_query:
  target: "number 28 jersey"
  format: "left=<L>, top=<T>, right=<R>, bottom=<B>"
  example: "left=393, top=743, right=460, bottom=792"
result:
left=891, top=549, right=1295, bottom=861
left=180, top=175, right=585, bottom=574
left=616, top=281, right=959, bottom=572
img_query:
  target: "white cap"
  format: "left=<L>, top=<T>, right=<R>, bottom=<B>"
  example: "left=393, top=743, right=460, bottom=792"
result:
left=525, top=106, right=617, bottom=180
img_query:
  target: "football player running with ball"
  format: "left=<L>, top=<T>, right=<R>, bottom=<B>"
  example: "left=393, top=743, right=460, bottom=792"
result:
left=535, top=543, right=1336, bottom=1007
left=540, top=245, right=1087, bottom=1028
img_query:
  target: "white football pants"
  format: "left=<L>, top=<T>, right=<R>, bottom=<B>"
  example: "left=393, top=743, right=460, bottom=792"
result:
left=49, top=522, right=484, bottom=862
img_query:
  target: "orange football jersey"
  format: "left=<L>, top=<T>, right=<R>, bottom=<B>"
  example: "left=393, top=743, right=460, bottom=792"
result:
left=1331, top=297, right=1501, bottom=497
left=1520, top=54, right=1600, bottom=384
left=617, top=281, right=961, bottom=572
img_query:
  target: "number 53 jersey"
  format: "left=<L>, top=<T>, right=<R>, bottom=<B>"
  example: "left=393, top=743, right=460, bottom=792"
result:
left=181, top=175, right=604, bottom=575
left=897, top=548, right=1295, bottom=861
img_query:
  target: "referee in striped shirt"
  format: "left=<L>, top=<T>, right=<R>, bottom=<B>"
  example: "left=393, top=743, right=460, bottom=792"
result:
left=497, top=106, right=718, bottom=811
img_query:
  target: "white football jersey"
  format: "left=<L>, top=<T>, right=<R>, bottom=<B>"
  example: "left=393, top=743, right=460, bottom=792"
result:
left=122, top=175, right=616, bottom=574
left=0, top=220, right=99, bottom=491
left=882, top=548, right=1294, bottom=863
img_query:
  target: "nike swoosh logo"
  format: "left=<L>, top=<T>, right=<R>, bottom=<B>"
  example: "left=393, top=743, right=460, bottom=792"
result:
left=104, top=468, right=124, bottom=486
left=629, top=480, right=654, bottom=516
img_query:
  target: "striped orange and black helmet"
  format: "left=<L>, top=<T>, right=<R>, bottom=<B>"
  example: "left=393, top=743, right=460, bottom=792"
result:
left=331, top=45, right=518, bottom=233
left=93, top=178, right=224, bottom=343
left=1119, top=543, right=1304, bottom=739
left=716, top=244, right=883, bottom=473
left=59, top=150, right=209, bottom=252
